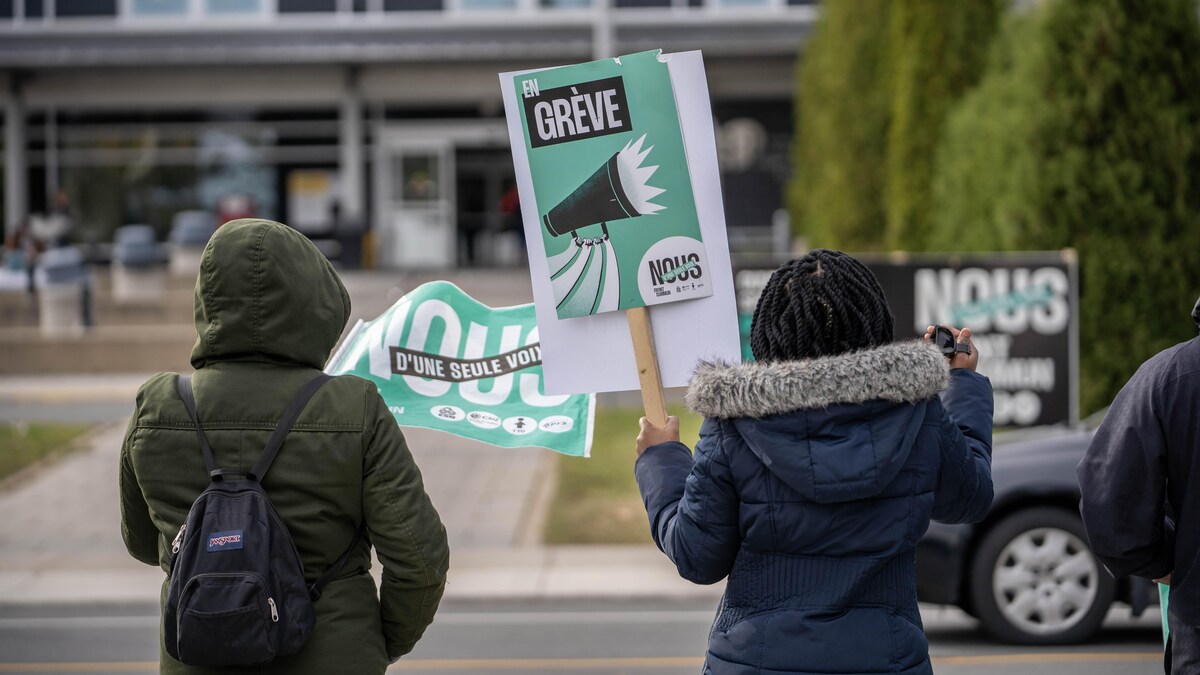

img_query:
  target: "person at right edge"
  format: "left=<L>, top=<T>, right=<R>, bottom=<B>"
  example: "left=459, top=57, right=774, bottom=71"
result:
left=1078, top=296, right=1200, bottom=674
left=634, top=249, right=994, bottom=674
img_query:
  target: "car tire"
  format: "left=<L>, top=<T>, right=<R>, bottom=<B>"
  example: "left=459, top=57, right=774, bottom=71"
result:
left=968, top=507, right=1116, bottom=645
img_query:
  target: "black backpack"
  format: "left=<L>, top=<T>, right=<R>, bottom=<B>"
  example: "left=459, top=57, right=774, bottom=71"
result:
left=164, top=374, right=361, bottom=667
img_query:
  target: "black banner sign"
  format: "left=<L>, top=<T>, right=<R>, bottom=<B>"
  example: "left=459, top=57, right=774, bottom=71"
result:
left=733, top=252, right=1079, bottom=428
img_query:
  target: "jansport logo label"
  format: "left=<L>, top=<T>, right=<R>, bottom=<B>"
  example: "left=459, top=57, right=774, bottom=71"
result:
left=207, top=530, right=244, bottom=552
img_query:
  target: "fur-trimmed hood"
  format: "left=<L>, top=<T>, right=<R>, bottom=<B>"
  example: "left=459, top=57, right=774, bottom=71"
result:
left=686, top=340, right=949, bottom=419
left=686, top=340, right=951, bottom=504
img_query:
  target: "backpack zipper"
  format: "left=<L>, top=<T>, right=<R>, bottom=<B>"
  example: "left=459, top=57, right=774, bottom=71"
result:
left=171, top=523, right=187, bottom=554
left=177, top=572, right=277, bottom=625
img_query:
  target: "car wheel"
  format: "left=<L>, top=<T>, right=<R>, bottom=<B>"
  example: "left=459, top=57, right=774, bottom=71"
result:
left=968, top=507, right=1116, bottom=644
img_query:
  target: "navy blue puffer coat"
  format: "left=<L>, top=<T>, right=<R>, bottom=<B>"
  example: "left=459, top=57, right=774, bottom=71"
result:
left=636, top=341, right=993, bottom=675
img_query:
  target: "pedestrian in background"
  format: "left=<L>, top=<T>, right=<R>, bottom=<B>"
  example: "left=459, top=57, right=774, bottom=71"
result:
left=1078, top=296, right=1200, bottom=674
left=634, top=249, right=994, bottom=675
left=30, top=189, right=76, bottom=249
left=119, top=218, right=449, bottom=674
left=4, top=217, right=43, bottom=296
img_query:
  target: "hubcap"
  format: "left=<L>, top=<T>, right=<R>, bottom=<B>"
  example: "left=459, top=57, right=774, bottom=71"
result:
left=992, top=527, right=1099, bottom=636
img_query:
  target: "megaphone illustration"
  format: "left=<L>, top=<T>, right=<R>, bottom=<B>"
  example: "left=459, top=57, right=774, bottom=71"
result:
left=542, top=134, right=666, bottom=239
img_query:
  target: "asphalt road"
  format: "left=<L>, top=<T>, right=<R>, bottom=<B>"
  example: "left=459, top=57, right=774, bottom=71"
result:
left=0, top=598, right=1163, bottom=675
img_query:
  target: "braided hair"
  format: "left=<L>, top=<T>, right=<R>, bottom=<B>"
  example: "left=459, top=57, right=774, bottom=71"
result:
left=749, top=249, right=895, bottom=362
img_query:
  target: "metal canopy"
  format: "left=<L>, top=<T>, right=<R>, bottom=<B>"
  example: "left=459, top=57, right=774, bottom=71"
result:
left=0, top=9, right=816, bottom=68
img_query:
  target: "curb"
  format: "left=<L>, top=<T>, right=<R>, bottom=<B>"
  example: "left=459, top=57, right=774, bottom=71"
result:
left=0, top=374, right=152, bottom=405
left=0, top=546, right=724, bottom=607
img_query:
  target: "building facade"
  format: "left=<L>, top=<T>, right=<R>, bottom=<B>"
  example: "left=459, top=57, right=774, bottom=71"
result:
left=1, top=0, right=814, bottom=268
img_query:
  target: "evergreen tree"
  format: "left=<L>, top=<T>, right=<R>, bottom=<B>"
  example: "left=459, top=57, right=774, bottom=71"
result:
left=787, top=0, right=892, bottom=251
left=884, top=0, right=1004, bottom=250
left=931, top=0, right=1200, bottom=414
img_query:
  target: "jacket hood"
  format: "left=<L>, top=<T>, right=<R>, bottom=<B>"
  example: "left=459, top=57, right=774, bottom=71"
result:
left=190, top=218, right=351, bottom=370
left=687, top=340, right=949, bottom=503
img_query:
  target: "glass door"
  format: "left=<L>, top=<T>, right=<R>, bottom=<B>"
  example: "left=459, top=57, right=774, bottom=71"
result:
left=376, top=137, right=456, bottom=269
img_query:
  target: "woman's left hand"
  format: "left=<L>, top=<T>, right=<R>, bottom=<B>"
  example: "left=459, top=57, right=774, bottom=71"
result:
left=636, top=416, right=680, bottom=456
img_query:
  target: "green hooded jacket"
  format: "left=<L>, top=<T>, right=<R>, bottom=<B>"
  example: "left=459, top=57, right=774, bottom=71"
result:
left=119, top=218, right=449, bottom=674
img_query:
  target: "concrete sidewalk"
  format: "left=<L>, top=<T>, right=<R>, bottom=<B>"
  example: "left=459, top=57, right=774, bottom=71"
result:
left=0, top=383, right=719, bottom=606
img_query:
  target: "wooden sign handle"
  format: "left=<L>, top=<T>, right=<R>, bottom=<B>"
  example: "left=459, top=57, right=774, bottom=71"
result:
left=626, top=306, right=669, bottom=427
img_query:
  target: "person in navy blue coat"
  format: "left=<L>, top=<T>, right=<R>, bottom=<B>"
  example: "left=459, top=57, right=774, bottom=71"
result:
left=635, top=250, right=994, bottom=675
left=1077, top=298, right=1200, bottom=674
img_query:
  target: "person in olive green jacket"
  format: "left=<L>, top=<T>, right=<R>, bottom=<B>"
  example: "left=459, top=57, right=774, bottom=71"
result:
left=119, top=218, right=449, bottom=674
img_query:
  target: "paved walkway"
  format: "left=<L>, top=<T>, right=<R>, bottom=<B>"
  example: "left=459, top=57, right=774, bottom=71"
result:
left=0, top=382, right=716, bottom=605
left=0, top=374, right=555, bottom=551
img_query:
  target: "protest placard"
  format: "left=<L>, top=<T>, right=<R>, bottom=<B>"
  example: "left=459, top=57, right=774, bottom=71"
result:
left=500, top=50, right=742, bottom=404
left=325, top=281, right=595, bottom=457
left=510, top=49, right=712, bottom=320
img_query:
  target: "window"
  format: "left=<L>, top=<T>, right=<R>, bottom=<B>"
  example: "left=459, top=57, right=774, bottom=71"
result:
left=384, top=0, right=441, bottom=11
left=130, top=0, right=187, bottom=15
left=395, top=154, right=441, bottom=203
left=206, top=0, right=261, bottom=13
left=278, top=0, right=335, bottom=12
left=55, top=0, right=117, bottom=16
left=459, top=0, right=516, bottom=9
left=0, top=0, right=48, bottom=16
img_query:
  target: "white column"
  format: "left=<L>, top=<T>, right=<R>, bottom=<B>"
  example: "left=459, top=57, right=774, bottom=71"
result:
left=5, top=81, right=28, bottom=239
left=593, top=0, right=614, bottom=60
left=45, top=106, right=59, bottom=200
left=338, top=67, right=365, bottom=224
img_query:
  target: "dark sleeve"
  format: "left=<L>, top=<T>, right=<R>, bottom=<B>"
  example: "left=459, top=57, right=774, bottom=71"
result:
left=931, top=369, right=995, bottom=524
left=119, top=410, right=159, bottom=567
left=634, top=423, right=740, bottom=585
left=1076, top=363, right=1173, bottom=580
left=361, top=390, right=450, bottom=660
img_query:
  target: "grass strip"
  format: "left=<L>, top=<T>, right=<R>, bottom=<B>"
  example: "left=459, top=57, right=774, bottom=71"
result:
left=544, top=405, right=703, bottom=545
left=0, top=422, right=93, bottom=482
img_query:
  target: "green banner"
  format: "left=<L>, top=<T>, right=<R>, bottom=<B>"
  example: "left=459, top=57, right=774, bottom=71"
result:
left=513, top=49, right=713, bottom=319
left=1161, top=582, right=1170, bottom=644
left=325, top=281, right=595, bottom=457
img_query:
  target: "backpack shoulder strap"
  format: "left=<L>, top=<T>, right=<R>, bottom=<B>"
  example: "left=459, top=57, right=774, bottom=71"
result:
left=250, top=373, right=333, bottom=482
left=309, top=523, right=367, bottom=601
left=176, top=375, right=219, bottom=479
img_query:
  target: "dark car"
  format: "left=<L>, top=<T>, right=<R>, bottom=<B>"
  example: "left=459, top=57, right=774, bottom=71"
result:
left=916, top=410, right=1157, bottom=644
